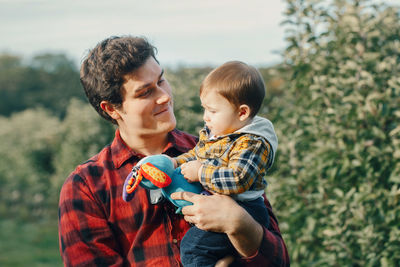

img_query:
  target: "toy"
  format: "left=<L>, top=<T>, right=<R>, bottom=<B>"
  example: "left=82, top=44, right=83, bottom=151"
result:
left=122, top=155, right=206, bottom=213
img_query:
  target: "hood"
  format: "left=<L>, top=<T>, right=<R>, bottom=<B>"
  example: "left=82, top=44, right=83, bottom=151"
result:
left=237, top=116, right=278, bottom=166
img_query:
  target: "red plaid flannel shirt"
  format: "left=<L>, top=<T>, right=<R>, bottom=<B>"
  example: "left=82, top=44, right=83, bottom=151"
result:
left=58, top=129, right=289, bottom=266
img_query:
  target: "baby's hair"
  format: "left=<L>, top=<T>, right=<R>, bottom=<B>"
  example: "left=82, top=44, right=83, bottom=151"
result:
left=200, top=61, right=265, bottom=117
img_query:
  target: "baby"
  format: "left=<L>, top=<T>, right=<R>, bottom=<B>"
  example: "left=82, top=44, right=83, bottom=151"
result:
left=174, top=61, right=278, bottom=267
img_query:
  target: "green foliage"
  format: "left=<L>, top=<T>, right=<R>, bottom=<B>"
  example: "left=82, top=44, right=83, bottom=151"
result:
left=0, top=53, right=84, bottom=118
left=268, top=0, right=400, bottom=265
left=0, top=100, right=115, bottom=221
left=0, top=108, right=62, bottom=220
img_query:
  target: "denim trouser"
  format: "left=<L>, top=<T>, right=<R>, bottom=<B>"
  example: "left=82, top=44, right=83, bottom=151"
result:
left=180, top=197, right=269, bottom=267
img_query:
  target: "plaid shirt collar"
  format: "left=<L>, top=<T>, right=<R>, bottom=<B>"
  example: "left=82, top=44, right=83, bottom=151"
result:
left=200, top=126, right=238, bottom=142
left=111, top=128, right=195, bottom=169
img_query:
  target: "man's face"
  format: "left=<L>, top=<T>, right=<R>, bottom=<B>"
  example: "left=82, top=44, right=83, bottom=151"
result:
left=115, top=57, right=176, bottom=138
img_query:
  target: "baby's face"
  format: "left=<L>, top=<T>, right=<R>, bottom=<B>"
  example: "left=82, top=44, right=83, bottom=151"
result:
left=200, top=90, right=243, bottom=136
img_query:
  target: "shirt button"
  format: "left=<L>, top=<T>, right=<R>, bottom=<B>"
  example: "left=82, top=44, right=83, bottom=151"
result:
left=172, top=239, right=178, bottom=244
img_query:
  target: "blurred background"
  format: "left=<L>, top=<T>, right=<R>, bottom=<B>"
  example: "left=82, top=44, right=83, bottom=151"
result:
left=0, top=0, right=399, bottom=266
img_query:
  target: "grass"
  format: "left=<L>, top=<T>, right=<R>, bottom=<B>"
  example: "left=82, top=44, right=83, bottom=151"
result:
left=0, top=218, right=62, bottom=267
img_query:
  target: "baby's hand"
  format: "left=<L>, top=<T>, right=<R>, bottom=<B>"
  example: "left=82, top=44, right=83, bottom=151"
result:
left=181, top=160, right=202, bottom=182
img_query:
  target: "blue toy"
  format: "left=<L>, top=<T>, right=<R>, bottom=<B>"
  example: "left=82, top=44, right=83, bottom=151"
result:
left=122, top=155, right=206, bottom=213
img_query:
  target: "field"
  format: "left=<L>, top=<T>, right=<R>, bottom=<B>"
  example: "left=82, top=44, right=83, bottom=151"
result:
left=0, top=219, right=61, bottom=267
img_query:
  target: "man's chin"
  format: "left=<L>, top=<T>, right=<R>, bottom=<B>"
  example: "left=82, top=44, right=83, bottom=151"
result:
left=158, top=118, right=176, bottom=132
left=139, top=123, right=175, bottom=138
left=144, top=113, right=176, bottom=135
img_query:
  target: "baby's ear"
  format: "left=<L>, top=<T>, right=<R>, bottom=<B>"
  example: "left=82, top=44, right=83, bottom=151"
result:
left=238, top=104, right=251, bottom=121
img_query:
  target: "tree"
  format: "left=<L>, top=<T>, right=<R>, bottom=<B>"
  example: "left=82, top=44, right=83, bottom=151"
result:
left=0, top=108, right=62, bottom=219
left=0, top=54, right=28, bottom=115
left=0, top=53, right=84, bottom=118
left=269, top=0, right=400, bottom=265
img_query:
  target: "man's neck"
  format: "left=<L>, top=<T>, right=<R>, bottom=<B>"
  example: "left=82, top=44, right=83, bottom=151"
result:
left=120, top=130, right=169, bottom=156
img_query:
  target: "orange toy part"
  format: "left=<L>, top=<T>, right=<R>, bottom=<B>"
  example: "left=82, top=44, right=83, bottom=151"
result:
left=140, top=163, right=172, bottom=188
left=125, top=172, right=143, bottom=194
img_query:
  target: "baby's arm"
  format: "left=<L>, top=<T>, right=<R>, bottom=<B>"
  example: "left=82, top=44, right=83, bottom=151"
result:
left=174, top=147, right=197, bottom=166
left=173, top=147, right=202, bottom=182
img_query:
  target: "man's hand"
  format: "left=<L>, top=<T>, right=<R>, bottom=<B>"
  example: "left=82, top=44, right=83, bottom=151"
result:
left=171, top=191, right=238, bottom=233
left=180, top=160, right=202, bottom=182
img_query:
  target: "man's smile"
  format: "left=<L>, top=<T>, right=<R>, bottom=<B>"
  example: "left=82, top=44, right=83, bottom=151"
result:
left=154, top=105, right=171, bottom=116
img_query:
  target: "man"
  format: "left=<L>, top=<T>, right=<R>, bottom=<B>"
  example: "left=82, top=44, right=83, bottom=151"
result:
left=58, top=36, right=289, bottom=266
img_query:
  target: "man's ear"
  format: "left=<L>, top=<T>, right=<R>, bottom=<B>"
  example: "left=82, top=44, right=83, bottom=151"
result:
left=100, top=101, right=121, bottom=120
left=238, top=104, right=251, bottom=121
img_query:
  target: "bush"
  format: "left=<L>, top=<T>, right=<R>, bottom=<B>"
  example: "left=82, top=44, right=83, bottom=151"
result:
left=268, top=0, right=400, bottom=265
left=0, top=108, right=62, bottom=219
left=0, top=99, right=115, bottom=221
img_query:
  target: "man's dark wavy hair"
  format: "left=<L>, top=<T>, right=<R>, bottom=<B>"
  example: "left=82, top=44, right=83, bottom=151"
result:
left=80, top=36, right=158, bottom=124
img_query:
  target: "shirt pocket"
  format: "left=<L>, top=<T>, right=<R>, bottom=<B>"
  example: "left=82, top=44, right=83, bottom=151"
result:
left=196, top=140, right=222, bottom=159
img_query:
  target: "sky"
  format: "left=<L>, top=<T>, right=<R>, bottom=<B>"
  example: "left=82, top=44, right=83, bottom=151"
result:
left=0, top=0, right=397, bottom=68
left=0, top=0, right=287, bottom=67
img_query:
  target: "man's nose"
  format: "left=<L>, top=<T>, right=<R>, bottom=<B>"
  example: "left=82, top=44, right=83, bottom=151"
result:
left=156, top=88, right=171, bottom=104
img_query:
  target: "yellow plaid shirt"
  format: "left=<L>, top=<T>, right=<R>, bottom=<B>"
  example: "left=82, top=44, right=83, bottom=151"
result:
left=175, top=127, right=272, bottom=195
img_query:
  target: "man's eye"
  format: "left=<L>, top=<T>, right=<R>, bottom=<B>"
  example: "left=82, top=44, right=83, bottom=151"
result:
left=138, top=89, right=152, bottom=97
left=158, top=79, right=165, bottom=85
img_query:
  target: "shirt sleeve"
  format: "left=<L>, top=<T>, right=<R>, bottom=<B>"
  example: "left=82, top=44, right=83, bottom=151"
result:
left=58, top=172, right=124, bottom=267
left=174, top=147, right=197, bottom=166
left=200, top=136, right=271, bottom=194
left=238, top=195, right=290, bottom=266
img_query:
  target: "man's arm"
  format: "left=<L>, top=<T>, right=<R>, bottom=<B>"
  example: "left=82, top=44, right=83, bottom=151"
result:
left=171, top=192, right=290, bottom=266
left=235, top=196, right=290, bottom=266
left=58, top=173, right=123, bottom=266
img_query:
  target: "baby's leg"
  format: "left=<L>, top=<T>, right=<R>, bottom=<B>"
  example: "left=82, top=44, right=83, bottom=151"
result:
left=237, top=197, right=270, bottom=228
left=180, top=226, right=234, bottom=267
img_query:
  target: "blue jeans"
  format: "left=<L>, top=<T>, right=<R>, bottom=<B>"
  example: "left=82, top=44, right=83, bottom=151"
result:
left=180, top=197, right=269, bottom=267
